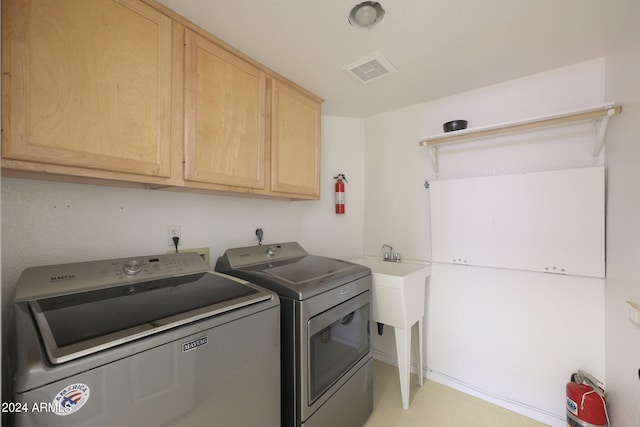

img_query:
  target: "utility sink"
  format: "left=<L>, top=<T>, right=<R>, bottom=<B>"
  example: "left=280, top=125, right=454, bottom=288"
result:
left=350, top=257, right=430, bottom=328
left=350, top=256, right=431, bottom=410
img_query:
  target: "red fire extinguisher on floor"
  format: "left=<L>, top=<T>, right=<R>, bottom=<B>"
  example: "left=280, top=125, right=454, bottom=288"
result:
left=566, top=370, right=609, bottom=427
left=334, top=174, right=347, bottom=214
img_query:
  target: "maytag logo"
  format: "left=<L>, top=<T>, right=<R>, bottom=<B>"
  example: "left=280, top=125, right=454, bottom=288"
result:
left=182, top=336, right=208, bottom=353
left=50, top=274, right=76, bottom=282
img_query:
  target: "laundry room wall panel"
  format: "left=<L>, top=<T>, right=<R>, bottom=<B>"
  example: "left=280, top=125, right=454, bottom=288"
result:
left=362, top=58, right=607, bottom=427
left=427, top=263, right=605, bottom=423
left=299, top=116, right=365, bottom=261
left=363, top=59, right=606, bottom=263
left=603, top=2, right=640, bottom=424
left=0, top=178, right=300, bottom=279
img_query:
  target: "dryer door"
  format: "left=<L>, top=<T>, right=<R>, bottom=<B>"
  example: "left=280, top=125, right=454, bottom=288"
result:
left=302, top=290, right=371, bottom=420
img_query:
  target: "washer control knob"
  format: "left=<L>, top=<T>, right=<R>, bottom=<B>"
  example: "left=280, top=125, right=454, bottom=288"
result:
left=266, top=245, right=280, bottom=257
left=123, top=259, right=143, bottom=275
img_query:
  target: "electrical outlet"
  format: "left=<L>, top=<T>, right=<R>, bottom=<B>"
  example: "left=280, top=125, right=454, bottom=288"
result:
left=626, top=301, right=640, bottom=327
left=168, top=225, right=181, bottom=246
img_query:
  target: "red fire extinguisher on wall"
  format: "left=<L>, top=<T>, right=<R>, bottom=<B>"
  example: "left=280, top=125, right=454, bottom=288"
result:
left=566, top=370, right=609, bottom=427
left=334, top=174, right=347, bottom=214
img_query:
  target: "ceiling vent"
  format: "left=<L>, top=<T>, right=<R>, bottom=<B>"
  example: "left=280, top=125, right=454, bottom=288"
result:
left=343, top=51, right=397, bottom=84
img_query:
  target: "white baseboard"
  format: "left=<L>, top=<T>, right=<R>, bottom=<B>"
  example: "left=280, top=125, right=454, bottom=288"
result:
left=372, top=350, right=565, bottom=427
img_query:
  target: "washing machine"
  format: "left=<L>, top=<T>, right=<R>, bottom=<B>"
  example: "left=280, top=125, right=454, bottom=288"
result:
left=8, top=252, right=280, bottom=427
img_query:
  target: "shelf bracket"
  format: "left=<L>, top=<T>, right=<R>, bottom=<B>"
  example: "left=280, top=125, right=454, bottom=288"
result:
left=592, top=107, right=616, bottom=158
left=428, top=144, right=439, bottom=173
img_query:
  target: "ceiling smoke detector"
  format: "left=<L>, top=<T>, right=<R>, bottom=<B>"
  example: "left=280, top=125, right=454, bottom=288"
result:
left=343, top=51, right=397, bottom=84
left=348, top=1, right=385, bottom=29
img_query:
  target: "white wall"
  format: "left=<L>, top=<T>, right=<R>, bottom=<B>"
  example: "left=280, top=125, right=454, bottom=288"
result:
left=300, top=116, right=366, bottom=260
left=363, top=59, right=606, bottom=261
left=604, top=2, right=640, bottom=426
left=363, top=58, right=607, bottom=426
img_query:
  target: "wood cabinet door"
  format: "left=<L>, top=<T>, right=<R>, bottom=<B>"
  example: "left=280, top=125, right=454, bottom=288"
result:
left=271, top=80, right=320, bottom=197
left=1, top=0, right=173, bottom=178
left=183, top=29, right=266, bottom=189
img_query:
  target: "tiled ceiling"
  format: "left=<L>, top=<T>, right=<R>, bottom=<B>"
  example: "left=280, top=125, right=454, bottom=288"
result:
left=158, top=0, right=635, bottom=117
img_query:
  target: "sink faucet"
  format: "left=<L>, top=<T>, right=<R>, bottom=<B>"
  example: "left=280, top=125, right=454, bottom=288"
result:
left=381, top=244, right=393, bottom=260
left=381, top=244, right=401, bottom=263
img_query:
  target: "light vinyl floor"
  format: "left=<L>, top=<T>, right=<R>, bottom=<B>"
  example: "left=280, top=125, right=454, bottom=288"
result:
left=364, top=360, right=549, bottom=427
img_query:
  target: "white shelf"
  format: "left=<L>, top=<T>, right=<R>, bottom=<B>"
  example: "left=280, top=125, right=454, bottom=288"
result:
left=419, top=103, right=622, bottom=172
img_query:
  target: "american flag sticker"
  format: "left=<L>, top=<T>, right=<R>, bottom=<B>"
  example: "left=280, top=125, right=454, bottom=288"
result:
left=52, top=383, right=90, bottom=416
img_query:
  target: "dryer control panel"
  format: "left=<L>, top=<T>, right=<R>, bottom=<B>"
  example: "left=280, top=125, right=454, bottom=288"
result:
left=223, top=242, right=308, bottom=268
